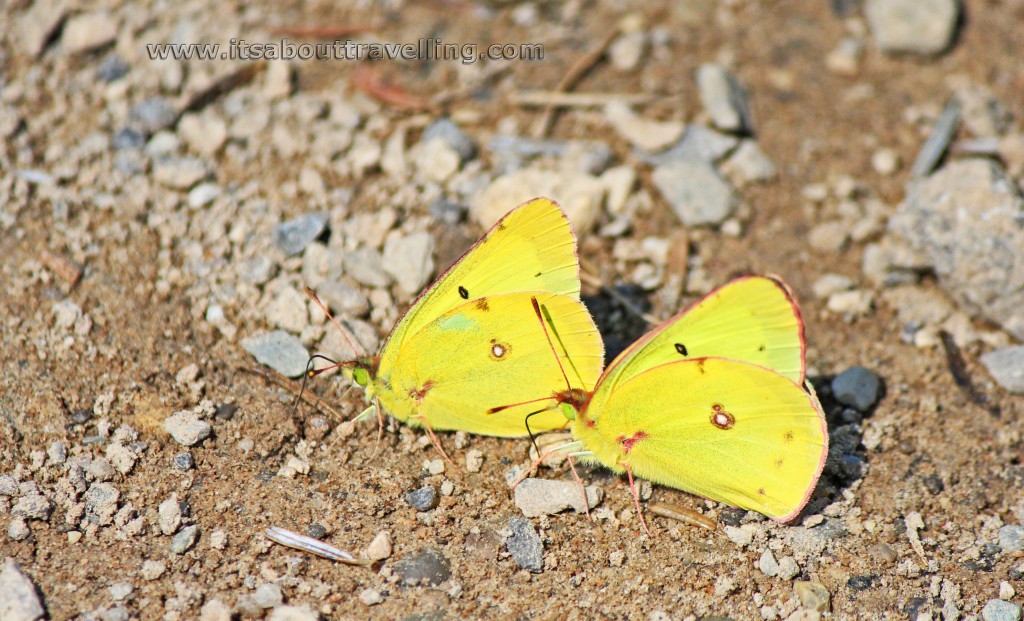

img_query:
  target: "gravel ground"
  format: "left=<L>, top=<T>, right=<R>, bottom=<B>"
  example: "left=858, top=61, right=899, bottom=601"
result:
left=2, top=1, right=1024, bottom=620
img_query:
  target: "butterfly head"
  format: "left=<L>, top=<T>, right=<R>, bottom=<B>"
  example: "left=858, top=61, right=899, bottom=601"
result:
left=554, top=388, right=590, bottom=422
left=340, top=358, right=380, bottom=389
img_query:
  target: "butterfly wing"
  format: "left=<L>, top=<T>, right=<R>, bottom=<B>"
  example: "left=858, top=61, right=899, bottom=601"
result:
left=375, top=292, right=603, bottom=436
left=599, top=276, right=805, bottom=394
left=378, top=197, right=581, bottom=374
left=573, top=357, right=828, bottom=521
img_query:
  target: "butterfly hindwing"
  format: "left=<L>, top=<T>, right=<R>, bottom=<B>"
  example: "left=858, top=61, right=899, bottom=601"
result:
left=573, top=357, right=828, bottom=521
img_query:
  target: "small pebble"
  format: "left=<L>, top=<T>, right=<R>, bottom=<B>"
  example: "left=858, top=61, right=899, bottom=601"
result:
left=827, top=289, right=873, bottom=316
left=507, top=517, right=544, bottom=572
left=267, top=605, right=319, bottom=621
left=794, top=581, right=830, bottom=612
left=981, top=346, right=1024, bottom=394
left=163, top=410, right=212, bottom=447
left=141, top=560, right=166, bottom=580
left=982, top=600, right=1023, bottom=621
left=170, top=524, right=199, bottom=554
left=513, top=478, right=603, bottom=517
left=173, top=452, right=195, bottom=471
left=382, top=232, right=436, bottom=296
left=0, top=560, right=46, bottom=621
left=999, top=525, right=1024, bottom=552
left=12, top=494, right=52, bottom=521
left=85, top=483, right=119, bottom=525
left=425, top=459, right=445, bottom=476
left=366, top=531, right=392, bottom=561
left=721, top=140, right=777, bottom=185
left=405, top=485, right=440, bottom=512
left=7, top=517, right=30, bottom=541
left=652, top=158, right=736, bottom=227
left=274, top=212, right=329, bottom=257
left=199, top=599, right=232, bottom=621
left=777, top=556, right=801, bottom=581
left=359, top=588, right=384, bottom=606
left=306, top=524, right=327, bottom=539
left=242, top=331, right=310, bottom=379
left=759, top=549, right=779, bottom=577
left=158, top=495, right=182, bottom=535
left=108, top=581, right=133, bottom=601
left=47, top=441, right=67, bottom=465
left=865, top=0, right=960, bottom=55
left=696, top=63, right=753, bottom=133
left=392, top=547, right=451, bottom=586
left=831, top=366, right=881, bottom=412
left=871, top=149, right=900, bottom=175
left=465, top=449, right=484, bottom=473
left=866, top=543, right=897, bottom=564
left=421, top=117, right=476, bottom=162
left=254, top=583, right=284, bottom=608
left=96, top=54, right=130, bottom=82
left=209, top=530, right=228, bottom=550
left=440, top=480, right=455, bottom=496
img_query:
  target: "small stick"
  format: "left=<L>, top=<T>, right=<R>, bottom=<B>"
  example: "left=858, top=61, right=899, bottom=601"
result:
left=511, top=91, right=663, bottom=107
left=265, top=527, right=373, bottom=566
left=533, top=28, right=621, bottom=138
left=40, top=249, right=83, bottom=286
left=649, top=502, right=717, bottom=531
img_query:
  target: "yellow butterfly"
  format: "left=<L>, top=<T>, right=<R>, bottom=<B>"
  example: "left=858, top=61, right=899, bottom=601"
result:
left=311, top=197, right=604, bottom=443
left=544, top=276, right=828, bottom=531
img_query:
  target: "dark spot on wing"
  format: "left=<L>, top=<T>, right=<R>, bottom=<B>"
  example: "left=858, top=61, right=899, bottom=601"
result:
left=458, top=286, right=469, bottom=299
left=535, top=271, right=542, bottom=278
left=489, top=338, right=511, bottom=360
left=710, top=403, right=735, bottom=430
left=758, top=344, right=766, bottom=352
left=475, top=297, right=490, bottom=312
left=675, top=343, right=687, bottom=356
left=783, top=431, right=794, bottom=443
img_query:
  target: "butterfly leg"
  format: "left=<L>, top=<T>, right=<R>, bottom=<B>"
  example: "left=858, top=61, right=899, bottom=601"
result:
left=625, top=463, right=652, bottom=537
left=510, top=441, right=583, bottom=490
left=414, top=414, right=454, bottom=464
left=566, top=454, right=592, bottom=521
left=368, top=398, right=386, bottom=461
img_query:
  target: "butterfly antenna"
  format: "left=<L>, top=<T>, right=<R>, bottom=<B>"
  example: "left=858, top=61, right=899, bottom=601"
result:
left=523, top=409, right=547, bottom=458
left=530, top=296, right=578, bottom=389
left=305, top=286, right=366, bottom=357
left=367, top=397, right=385, bottom=461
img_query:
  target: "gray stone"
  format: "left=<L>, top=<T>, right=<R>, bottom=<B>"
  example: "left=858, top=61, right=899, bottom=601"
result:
left=129, top=98, right=178, bottom=135
left=12, top=495, right=52, bottom=521
left=274, top=212, right=329, bottom=256
left=393, top=547, right=451, bottom=586
left=187, top=183, right=221, bottom=209
left=983, top=600, right=1023, bottom=621
left=0, top=476, right=18, bottom=496
left=652, top=158, right=736, bottom=227
left=507, top=517, right=544, bottom=572
left=636, top=124, right=739, bottom=166
left=405, top=485, right=439, bottom=512
left=173, top=453, right=195, bottom=471
left=981, top=346, right=1024, bottom=394
left=97, top=54, right=130, bottom=83
left=382, top=232, right=435, bottom=296
left=265, top=286, right=309, bottom=333
left=696, top=64, right=753, bottom=133
left=866, top=0, right=960, bottom=55
left=170, top=524, right=199, bottom=554
left=343, top=246, right=391, bottom=288
left=721, top=140, right=777, bottom=184
left=513, top=478, right=603, bottom=517
left=604, top=102, right=684, bottom=152
left=242, top=330, right=310, bottom=378
left=8, top=517, right=30, bottom=541
left=316, top=281, right=369, bottom=318
left=998, top=525, right=1024, bottom=552
left=85, top=483, right=120, bottom=525
left=831, top=367, right=881, bottom=412
left=758, top=549, right=779, bottom=577
left=888, top=159, right=1024, bottom=340
left=163, top=410, right=212, bottom=447
left=240, top=255, right=278, bottom=285
left=422, top=118, right=476, bottom=162
left=0, top=559, right=45, bottom=621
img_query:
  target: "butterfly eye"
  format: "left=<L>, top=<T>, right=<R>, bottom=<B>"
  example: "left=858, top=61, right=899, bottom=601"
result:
left=352, top=367, right=370, bottom=387
left=559, top=402, right=576, bottom=421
